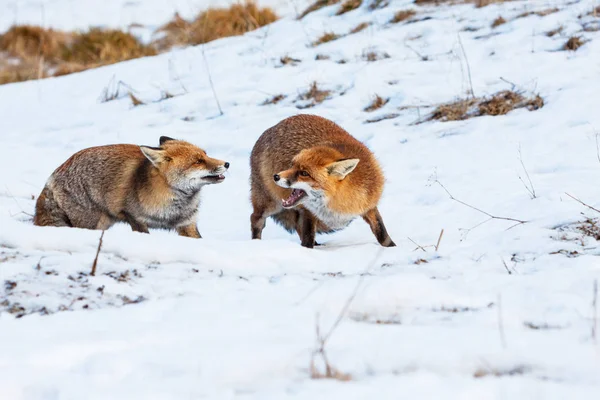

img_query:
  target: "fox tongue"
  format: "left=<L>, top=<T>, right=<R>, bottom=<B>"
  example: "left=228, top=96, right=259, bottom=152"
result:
left=282, top=189, right=306, bottom=207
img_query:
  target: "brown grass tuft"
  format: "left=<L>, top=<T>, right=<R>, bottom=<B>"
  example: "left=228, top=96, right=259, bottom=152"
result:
left=563, top=36, right=584, bottom=51
left=299, top=0, right=341, bottom=19
left=261, top=94, right=286, bottom=105
left=362, top=49, right=390, bottom=61
left=280, top=55, right=301, bottom=66
left=369, top=0, right=389, bottom=10
left=427, top=90, right=543, bottom=122
left=129, top=92, right=145, bottom=106
left=315, top=53, right=331, bottom=60
left=349, top=22, right=370, bottom=34
left=390, top=9, right=416, bottom=23
left=157, top=1, right=277, bottom=48
left=62, top=28, right=156, bottom=66
left=0, top=25, right=67, bottom=60
left=546, top=26, right=563, bottom=37
left=296, top=81, right=332, bottom=108
left=337, top=0, right=362, bottom=15
left=364, top=94, right=389, bottom=112
left=491, top=16, right=506, bottom=28
left=312, top=32, right=341, bottom=46
left=415, top=0, right=514, bottom=7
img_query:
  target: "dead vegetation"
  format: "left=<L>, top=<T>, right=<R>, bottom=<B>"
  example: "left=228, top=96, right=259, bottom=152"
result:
left=546, top=26, right=563, bottom=37
left=261, top=93, right=286, bottom=105
left=365, top=113, right=399, bottom=123
left=491, top=16, right=506, bottom=28
left=296, top=81, right=332, bottom=108
left=364, top=94, right=389, bottom=112
left=155, top=1, right=277, bottom=49
left=299, top=0, right=341, bottom=19
left=362, top=49, right=390, bottom=62
left=474, top=364, right=531, bottom=378
left=426, top=90, right=543, bottom=122
left=337, top=0, right=362, bottom=15
left=563, top=36, right=585, bottom=51
left=312, top=32, right=341, bottom=46
left=0, top=1, right=277, bottom=84
left=280, top=55, right=301, bottom=66
left=350, top=22, right=370, bottom=34
left=415, top=0, right=515, bottom=7
left=390, top=10, right=416, bottom=23
left=368, top=0, right=389, bottom=10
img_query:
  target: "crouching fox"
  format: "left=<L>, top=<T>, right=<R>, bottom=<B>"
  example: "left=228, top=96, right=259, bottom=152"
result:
left=250, top=114, right=395, bottom=248
left=34, top=136, right=229, bottom=238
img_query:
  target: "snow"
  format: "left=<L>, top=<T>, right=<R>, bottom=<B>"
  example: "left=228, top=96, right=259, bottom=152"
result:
left=2, top=0, right=600, bottom=398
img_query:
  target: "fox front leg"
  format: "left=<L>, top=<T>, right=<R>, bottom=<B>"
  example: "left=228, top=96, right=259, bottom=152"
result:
left=177, top=224, right=202, bottom=239
left=362, top=207, right=396, bottom=247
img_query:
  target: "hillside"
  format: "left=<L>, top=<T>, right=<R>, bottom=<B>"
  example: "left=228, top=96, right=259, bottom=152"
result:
left=1, top=0, right=600, bottom=398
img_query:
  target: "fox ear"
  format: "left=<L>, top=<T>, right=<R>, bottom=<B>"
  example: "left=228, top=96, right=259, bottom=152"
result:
left=159, top=136, right=175, bottom=146
left=327, top=158, right=359, bottom=179
left=140, top=146, right=166, bottom=166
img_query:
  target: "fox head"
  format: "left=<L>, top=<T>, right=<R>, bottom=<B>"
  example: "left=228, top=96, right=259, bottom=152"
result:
left=140, top=136, right=229, bottom=192
left=273, top=146, right=359, bottom=209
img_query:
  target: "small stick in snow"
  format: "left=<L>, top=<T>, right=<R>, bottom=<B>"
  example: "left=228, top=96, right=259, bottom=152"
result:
left=565, top=193, right=600, bottom=214
left=593, top=279, right=598, bottom=344
left=457, top=33, right=475, bottom=99
left=407, top=237, right=427, bottom=252
left=497, top=294, right=507, bottom=349
left=500, top=258, right=513, bottom=275
left=90, top=230, right=105, bottom=277
left=517, top=145, right=537, bottom=199
left=435, top=229, right=444, bottom=252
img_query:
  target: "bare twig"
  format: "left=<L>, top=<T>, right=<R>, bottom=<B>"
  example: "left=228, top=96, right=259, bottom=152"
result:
left=517, top=145, right=537, bottom=199
left=501, top=258, right=513, bottom=275
left=457, top=33, right=475, bottom=99
left=201, top=9, right=223, bottom=116
left=565, top=193, right=600, bottom=214
left=595, top=131, right=600, bottom=165
left=408, top=237, right=427, bottom=252
left=435, top=229, right=444, bottom=251
left=310, top=248, right=384, bottom=380
left=497, top=294, right=507, bottom=349
left=90, top=231, right=105, bottom=276
left=432, top=177, right=528, bottom=229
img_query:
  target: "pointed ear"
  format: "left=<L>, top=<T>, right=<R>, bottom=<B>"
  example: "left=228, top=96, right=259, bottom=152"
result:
left=159, top=136, right=175, bottom=146
left=327, top=159, right=359, bottom=179
left=140, top=146, right=166, bottom=166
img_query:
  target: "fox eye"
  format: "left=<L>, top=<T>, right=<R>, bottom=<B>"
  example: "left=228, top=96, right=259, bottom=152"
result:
left=299, top=170, right=309, bottom=177
left=196, top=159, right=204, bottom=165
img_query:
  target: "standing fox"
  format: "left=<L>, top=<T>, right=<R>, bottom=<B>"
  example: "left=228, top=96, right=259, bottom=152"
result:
left=34, top=136, right=229, bottom=238
left=250, top=114, right=395, bottom=248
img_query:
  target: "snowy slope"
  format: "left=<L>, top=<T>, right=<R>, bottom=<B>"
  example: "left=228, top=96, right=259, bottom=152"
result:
left=2, top=0, right=600, bottom=398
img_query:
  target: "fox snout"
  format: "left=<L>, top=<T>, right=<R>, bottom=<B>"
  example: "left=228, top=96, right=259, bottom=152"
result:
left=273, top=172, right=292, bottom=188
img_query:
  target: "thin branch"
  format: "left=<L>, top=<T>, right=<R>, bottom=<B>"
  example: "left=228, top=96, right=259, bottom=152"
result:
left=500, top=258, right=513, bottom=275
left=433, top=178, right=528, bottom=225
left=435, top=229, right=444, bottom=252
left=407, top=237, right=427, bottom=252
left=565, top=193, right=600, bottom=214
left=457, top=33, right=475, bottom=99
left=90, top=230, right=105, bottom=276
left=517, top=145, right=537, bottom=199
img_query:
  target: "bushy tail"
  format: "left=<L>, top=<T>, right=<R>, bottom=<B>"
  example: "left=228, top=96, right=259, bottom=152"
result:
left=33, top=186, right=71, bottom=227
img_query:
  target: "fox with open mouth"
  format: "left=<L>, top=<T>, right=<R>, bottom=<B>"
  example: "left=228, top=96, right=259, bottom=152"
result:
left=250, top=114, right=395, bottom=248
left=34, top=136, right=229, bottom=238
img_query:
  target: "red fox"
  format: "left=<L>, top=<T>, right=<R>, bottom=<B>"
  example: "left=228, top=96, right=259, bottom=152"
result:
left=34, top=136, right=229, bottom=238
left=250, top=114, right=395, bottom=248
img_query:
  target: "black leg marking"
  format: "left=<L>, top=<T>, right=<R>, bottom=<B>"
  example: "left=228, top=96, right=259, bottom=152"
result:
left=363, top=208, right=396, bottom=247
left=300, top=212, right=316, bottom=249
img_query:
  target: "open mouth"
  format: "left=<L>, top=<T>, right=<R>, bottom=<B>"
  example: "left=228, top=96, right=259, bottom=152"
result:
left=203, top=174, right=226, bottom=183
left=282, top=189, right=307, bottom=208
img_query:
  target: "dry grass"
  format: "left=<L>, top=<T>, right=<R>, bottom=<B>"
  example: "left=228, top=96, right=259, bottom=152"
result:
left=365, top=113, right=399, bottom=123
left=156, top=1, right=277, bottom=49
left=546, top=26, right=563, bottom=37
left=337, top=0, right=362, bottom=15
left=1, top=1, right=278, bottom=85
left=315, top=53, right=331, bottom=60
left=427, top=90, right=543, bottom=122
left=491, top=16, right=506, bottom=28
left=280, top=55, right=301, bottom=66
left=362, top=49, right=390, bottom=61
left=563, top=36, right=584, bottom=51
left=474, top=365, right=530, bottom=378
left=364, top=94, right=389, bottom=112
left=390, top=9, right=416, bottom=23
left=261, top=93, right=286, bottom=105
left=368, top=0, right=389, bottom=10
left=576, top=218, right=600, bottom=241
left=349, top=22, right=370, bottom=34
left=415, top=0, right=513, bottom=7
left=312, top=32, right=341, bottom=46
left=296, top=81, right=332, bottom=108
left=299, top=0, right=341, bottom=19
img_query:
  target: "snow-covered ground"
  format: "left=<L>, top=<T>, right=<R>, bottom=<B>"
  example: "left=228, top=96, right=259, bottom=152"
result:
left=2, top=0, right=600, bottom=398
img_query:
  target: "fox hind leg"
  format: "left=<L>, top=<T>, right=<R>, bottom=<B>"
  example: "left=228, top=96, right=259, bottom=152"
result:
left=177, top=224, right=201, bottom=239
left=33, top=186, right=72, bottom=227
left=362, top=207, right=396, bottom=247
